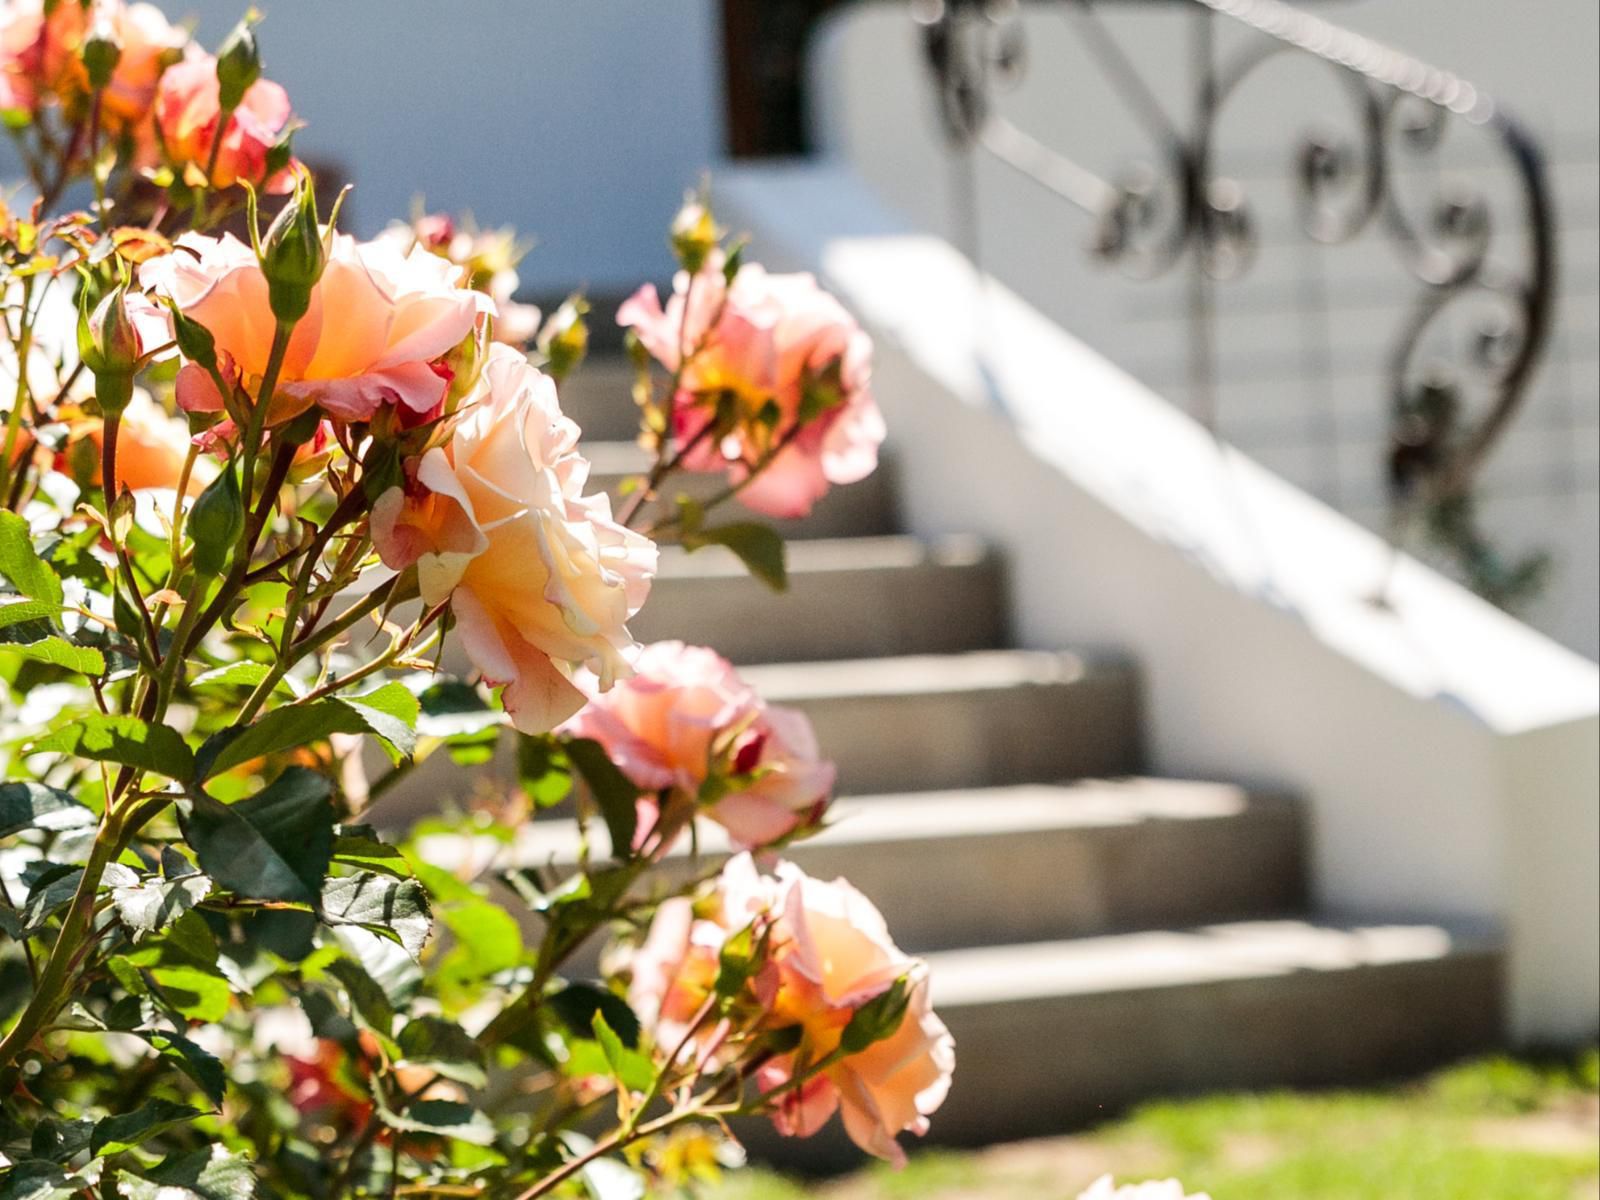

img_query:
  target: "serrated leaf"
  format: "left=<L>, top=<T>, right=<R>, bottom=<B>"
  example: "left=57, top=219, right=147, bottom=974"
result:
left=202, top=693, right=415, bottom=780
left=0, top=782, right=94, bottom=839
left=0, top=598, right=58, bottom=630
left=396, top=1016, right=487, bottom=1088
left=91, top=1100, right=205, bottom=1156
left=183, top=768, right=334, bottom=904
left=132, top=1030, right=226, bottom=1106
left=320, top=872, right=431, bottom=961
left=190, top=662, right=274, bottom=691
left=0, top=636, right=105, bottom=675
left=21, top=865, right=83, bottom=934
left=29, top=1117, right=94, bottom=1164
left=564, top=738, right=640, bottom=857
left=331, top=827, right=413, bottom=879
left=0, top=511, right=63, bottom=608
left=117, top=1146, right=255, bottom=1200
left=693, top=522, right=787, bottom=591
left=112, top=874, right=211, bottom=941
left=28, top=715, right=194, bottom=781
left=324, top=957, right=394, bottom=1039
left=590, top=1011, right=654, bottom=1092
left=0, top=1162, right=89, bottom=1200
left=374, top=1099, right=494, bottom=1146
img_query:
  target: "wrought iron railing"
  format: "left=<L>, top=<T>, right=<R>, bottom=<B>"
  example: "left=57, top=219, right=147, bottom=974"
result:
left=913, top=0, right=1557, bottom=607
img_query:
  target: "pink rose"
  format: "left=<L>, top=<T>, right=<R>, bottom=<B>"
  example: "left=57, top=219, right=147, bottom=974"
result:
left=560, top=640, right=834, bottom=850
left=154, top=51, right=294, bottom=191
left=141, top=230, right=491, bottom=424
left=372, top=345, right=655, bottom=733
left=627, top=854, right=954, bottom=1166
left=617, top=257, right=885, bottom=519
left=379, top=215, right=542, bottom=348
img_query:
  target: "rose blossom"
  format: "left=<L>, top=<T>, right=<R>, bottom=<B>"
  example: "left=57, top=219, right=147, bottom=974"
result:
left=0, top=0, right=183, bottom=128
left=628, top=854, right=954, bottom=1166
left=154, top=50, right=294, bottom=190
left=372, top=344, right=655, bottom=732
left=1078, top=1179, right=1211, bottom=1200
left=141, top=229, right=491, bottom=424
left=70, top=389, right=210, bottom=494
left=379, top=214, right=543, bottom=347
left=618, top=256, right=885, bottom=519
left=561, top=640, right=833, bottom=850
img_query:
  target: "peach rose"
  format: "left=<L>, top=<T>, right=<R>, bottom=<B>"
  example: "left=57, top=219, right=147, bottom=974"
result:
left=628, top=854, right=954, bottom=1166
left=380, top=214, right=543, bottom=347
left=372, top=344, right=656, bottom=732
left=1078, top=1179, right=1211, bottom=1200
left=561, top=640, right=833, bottom=850
left=154, top=51, right=293, bottom=190
left=141, top=230, right=491, bottom=424
left=618, top=256, right=885, bottom=519
left=1, top=1, right=181, bottom=121
left=68, top=389, right=209, bottom=494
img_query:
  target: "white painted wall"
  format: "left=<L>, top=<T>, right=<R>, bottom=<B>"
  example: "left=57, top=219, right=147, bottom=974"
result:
left=1, top=0, right=727, bottom=294
left=718, top=162, right=1600, bottom=1042
left=807, top=0, right=1599, bottom=661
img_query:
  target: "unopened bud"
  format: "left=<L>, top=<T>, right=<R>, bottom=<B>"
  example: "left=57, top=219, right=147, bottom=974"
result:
left=81, top=17, right=123, bottom=91
left=537, top=296, right=589, bottom=383
left=77, top=286, right=142, bottom=414
left=215, top=12, right=262, bottom=113
left=188, top=461, right=245, bottom=577
left=839, top=976, right=913, bottom=1055
left=260, top=171, right=327, bottom=324
left=670, top=195, right=721, bottom=273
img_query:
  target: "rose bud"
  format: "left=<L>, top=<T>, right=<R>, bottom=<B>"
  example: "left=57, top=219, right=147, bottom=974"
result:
left=77, top=285, right=143, bottom=415
left=188, top=460, right=245, bottom=577
left=81, top=16, right=123, bottom=92
left=214, top=11, right=262, bottom=114
left=259, top=171, right=329, bottom=323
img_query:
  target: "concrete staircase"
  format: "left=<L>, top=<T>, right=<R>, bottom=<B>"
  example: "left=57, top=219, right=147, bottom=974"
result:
left=397, top=359, right=1506, bottom=1161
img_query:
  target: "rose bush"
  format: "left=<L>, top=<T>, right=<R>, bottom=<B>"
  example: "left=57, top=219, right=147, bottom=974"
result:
left=0, top=4, right=1000, bottom=1197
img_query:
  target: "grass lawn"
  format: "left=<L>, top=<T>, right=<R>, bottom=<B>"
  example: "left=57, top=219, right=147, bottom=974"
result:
left=706, top=1050, right=1599, bottom=1200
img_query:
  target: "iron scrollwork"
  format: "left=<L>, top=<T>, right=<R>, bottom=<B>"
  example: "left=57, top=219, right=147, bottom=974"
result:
left=915, top=0, right=1557, bottom=608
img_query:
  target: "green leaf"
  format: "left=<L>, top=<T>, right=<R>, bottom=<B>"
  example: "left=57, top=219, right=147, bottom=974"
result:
left=591, top=1011, right=654, bottom=1092
left=374, top=1099, right=494, bottom=1146
left=190, top=662, right=274, bottom=691
left=91, top=1100, right=206, bottom=1156
left=548, top=983, right=640, bottom=1050
left=0, top=512, right=63, bottom=608
left=0, top=782, right=94, bottom=839
left=517, top=734, right=574, bottom=809
left=29, top=1117, right=94, bottom=1164
left=323, top=957, right=394, bottom=1039
left=28, top=715, right=194, bottom=781
left=396, top=1016, right=487, bottom=1089
left=331, top=827, right=413, bottom=880
left=183, top=767, right=334, bottom=903
left=1, top=636, right=105, bottom=676
left=418, top=680, right=501, bottom=739
left=0, top=598, right=58, bottom=631
left=132, top=1030, right=226, bottom=1106
left=0, top=1163, right=88, bottom=1200
left=564, top=738, right=640, bottom=857
left=202, top=693, right=415, bottom=779
left=320, top=872, right=431, bottom=961
left=439, top=896, right=521, bottom=977
left=111, top=873, right=210, bottom=942
left=693, top=522, right=787, bottom=591
left=117, top=1146, right=256, bottom=1200
left=20, top=866, right=83, bottom=934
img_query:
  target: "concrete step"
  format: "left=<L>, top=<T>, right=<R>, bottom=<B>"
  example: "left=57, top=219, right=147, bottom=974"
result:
left=585, top=440, right=901, bottom=541
left=743, top=919, right=1504, bottom=1165
left=559, top=358, right=648, bottom=443
left=482, top=779, right=1305, bottom=952
left=740, top=650, right=1143, bottom=795
left=630, top=535, right=1004, bottom=664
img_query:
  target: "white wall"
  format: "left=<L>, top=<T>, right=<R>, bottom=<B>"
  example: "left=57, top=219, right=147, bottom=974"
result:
left=718, top=162, right=1600, bottom=1043
left=807, top=1, right=1599, bottom=661
left=2, top=0, right=727, bottom=294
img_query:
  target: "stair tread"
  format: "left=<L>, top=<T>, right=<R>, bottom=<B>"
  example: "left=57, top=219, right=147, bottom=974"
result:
left=471, top=778, right=1293, bottom=867
left=926, top=918, right=1500, bottom=1008
left=739, top=648, right=1124, bottom=701
left=654, top=533, right=988, bottom=579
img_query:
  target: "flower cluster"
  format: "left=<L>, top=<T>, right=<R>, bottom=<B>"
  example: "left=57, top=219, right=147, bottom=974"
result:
left=562, top=639, right=833, bottom=850
left=0, top=5, right=982, bottom=1197
left=629, top=853, right=955, bottom=1165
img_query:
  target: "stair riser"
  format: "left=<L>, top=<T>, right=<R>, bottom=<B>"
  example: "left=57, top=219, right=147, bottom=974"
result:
left=740, top=950, right=1504, bottom=1169
left=780, top=811, right=1306, bottom=951
left=629, top=554, right=1006, bottom=664
left=775, top=668, right=1142, bottom=795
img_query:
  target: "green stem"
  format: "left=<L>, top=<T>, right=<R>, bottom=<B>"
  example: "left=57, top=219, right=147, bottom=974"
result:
left=0, top=277, right=36, bottom=507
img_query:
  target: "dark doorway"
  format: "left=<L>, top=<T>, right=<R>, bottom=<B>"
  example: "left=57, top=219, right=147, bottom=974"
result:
left=721, top=0, right=852, bottom=157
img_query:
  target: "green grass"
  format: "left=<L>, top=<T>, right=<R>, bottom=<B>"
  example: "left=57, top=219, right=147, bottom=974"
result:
left=703, top=1051, right=1600, bottom=1199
